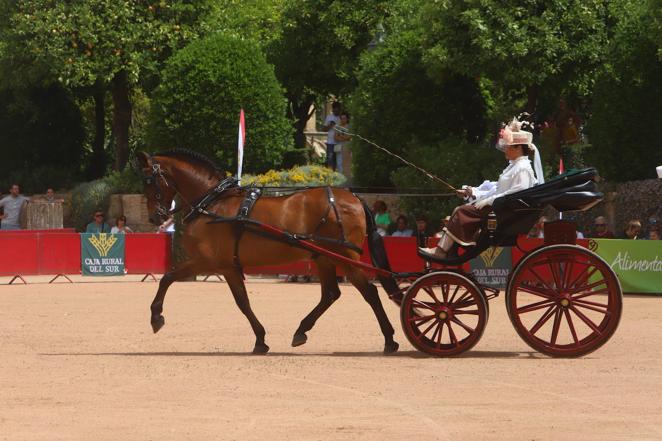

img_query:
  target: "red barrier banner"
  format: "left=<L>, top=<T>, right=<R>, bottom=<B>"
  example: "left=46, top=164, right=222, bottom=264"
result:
left=0, top=233, right=39, bottom=276
left=124, top=234, right=172, bottom=274
left=38, top=233, right=80, bottom=275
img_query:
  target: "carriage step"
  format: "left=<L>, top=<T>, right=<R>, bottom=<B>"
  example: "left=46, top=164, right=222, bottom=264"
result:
left=482, top=286, right=500, bottom=301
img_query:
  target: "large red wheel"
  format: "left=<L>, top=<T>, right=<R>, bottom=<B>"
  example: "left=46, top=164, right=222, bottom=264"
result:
left=506, top=244, right=622, bottom=357
left=401, top=272, right=488, bottom=356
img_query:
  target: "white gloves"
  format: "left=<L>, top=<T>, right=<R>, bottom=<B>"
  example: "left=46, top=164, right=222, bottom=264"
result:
left=474, top=196, right=495, bottom=210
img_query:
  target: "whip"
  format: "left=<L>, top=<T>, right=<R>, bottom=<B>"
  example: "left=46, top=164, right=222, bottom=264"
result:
left=333, top=125, right=458, bottom=192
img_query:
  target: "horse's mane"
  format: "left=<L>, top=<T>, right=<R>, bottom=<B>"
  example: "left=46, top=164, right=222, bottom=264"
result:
left=154, top=148, right=224, bottom=175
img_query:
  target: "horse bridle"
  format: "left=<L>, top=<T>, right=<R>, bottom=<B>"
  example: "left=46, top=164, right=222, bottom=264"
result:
left=143, top=160, right=182, bottom=220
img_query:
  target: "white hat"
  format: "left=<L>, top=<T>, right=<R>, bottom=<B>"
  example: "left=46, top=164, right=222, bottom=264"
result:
left=496, top=118, right=533, bottom=151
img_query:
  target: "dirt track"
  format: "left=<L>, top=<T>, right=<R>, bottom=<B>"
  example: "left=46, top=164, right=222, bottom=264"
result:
left=1, top=278, right=661, bottom=441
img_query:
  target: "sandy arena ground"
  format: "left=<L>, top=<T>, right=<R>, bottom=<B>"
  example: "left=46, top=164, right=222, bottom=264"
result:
left=1, top=277, right=661, bottom=441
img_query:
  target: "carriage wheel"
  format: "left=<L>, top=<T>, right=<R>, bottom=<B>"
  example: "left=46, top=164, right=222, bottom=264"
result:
left=401, top=272, right=488, bottom=356
left=507, top=244, right=622, bottom=357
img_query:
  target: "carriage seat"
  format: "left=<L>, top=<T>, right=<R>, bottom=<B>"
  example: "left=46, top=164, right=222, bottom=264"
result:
left=418, top=168, right=603, bottom=266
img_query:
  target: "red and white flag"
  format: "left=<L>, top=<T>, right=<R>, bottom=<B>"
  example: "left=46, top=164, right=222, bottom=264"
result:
left=237, top=109, right=246, bottom=183
left=559, top=158, right=565, bottom=175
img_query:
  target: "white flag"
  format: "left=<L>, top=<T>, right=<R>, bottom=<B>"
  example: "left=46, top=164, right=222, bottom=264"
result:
left=237, top=109, right=245, bottom=184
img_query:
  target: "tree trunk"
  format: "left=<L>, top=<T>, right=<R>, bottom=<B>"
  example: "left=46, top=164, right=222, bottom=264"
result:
left=525, top=85, right=539, bottom=114
left=289, top=95, right=316, bottom=149
left=111, top=70, right=132, bottom=171
left=88, top=80, right=106, bottom=179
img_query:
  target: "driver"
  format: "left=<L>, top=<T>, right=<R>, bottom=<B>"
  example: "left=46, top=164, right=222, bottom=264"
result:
left=419, top=118, right=545, bottom=259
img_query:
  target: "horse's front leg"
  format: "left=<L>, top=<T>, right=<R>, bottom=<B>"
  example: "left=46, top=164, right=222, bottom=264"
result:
left=223, top=269, right=269, bottom=354
left=150, top=261, right=197, bottom=333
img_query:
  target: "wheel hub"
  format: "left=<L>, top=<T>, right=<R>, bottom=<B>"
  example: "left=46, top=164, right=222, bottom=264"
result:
left=437, top=306, right=452, bottom=321
left=438, top=311, right=448, bottom=320
left=560, top=298, right=570, bottom=307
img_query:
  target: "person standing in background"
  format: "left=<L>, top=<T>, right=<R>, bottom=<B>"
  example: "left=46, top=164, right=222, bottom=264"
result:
left=322, top=102, right=342, bottom=170
left=0, top=184, right=30, bottom=230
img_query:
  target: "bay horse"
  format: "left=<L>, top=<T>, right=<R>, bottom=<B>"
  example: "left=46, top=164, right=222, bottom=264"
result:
left=136, top=150, right=399, bottom=354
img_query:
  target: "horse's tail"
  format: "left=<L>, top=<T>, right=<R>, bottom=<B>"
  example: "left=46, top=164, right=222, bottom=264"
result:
left=361, top=200, right=402, bottom=302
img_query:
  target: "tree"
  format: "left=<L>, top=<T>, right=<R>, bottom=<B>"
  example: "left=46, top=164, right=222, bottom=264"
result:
left=267, top=0, right=389, bottom=150
left=587, top=1, right=662, bottom=181
left=148, top=33, right=291, bottom=173
left=351, top=30, right=487, bottom=186
left=419, top=1, right=611, bottom=113
left=0, top=83, right=85, bottom=193
left=7, top=0, right=211, bottom=171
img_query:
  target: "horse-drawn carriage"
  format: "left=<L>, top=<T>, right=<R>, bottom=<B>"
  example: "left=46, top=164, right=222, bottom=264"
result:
left=138, top=151, right=622, bottom=358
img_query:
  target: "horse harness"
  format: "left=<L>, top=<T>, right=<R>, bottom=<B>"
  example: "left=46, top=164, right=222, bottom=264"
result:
left=143, top=162, right=361, bottom=274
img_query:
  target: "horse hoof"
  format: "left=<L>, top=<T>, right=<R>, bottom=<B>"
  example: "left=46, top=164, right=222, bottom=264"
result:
left=151, top=316, right=165, bottom=334
left=291, top=333, right=307, bottom=347
left=253, top=343, right=270, bottom=355
left=384, top=341, right=399, bottom=354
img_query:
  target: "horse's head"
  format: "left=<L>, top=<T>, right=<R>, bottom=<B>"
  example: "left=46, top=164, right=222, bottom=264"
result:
left=136, top=151, right=178, bottom=225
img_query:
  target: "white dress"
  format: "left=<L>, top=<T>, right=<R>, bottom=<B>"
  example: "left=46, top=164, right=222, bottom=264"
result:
left=467, top=156, right=537, bottom=208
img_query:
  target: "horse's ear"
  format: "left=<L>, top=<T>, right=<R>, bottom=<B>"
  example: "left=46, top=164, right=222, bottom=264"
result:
left=136, top=151, right=151, bottom=169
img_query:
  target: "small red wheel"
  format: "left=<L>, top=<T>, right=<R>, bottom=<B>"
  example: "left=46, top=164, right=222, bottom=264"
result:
left=401, top=272, right=488, bottom=356
left=507, top=245, right=622, bottom=357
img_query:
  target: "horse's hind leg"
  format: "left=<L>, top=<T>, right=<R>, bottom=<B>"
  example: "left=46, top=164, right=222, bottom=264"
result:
left=150, top=261, right=197, bottom=333
left=292, top=259, right=341, bottom=347
left=345, top=266, right=399, bottom=354
left=223, top=269, right=269, bottom=355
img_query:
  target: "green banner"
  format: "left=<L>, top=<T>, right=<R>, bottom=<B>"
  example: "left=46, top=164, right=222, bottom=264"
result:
left=592, top=239, right=662, bottom=294
left=81, top=233, right=125, bottom=276
left=470, top=247, right=512, bottom=289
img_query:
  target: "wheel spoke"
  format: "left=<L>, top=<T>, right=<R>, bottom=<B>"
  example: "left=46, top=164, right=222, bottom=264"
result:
left=569, top=305, right=602, bottom=335
left=550, top=308, right=562, bottom=345
left=562, top=258, right=574, bottom=291
left=411, top=299, right=436, bottom=311
left=528, top=266, right=555, bottom=292
left=572, top=288, right=611, bottom=300
left=453, top=298, right=478, bottom=310
left=518, top=283, right=554, bottom=299
left=516, top=299, right=556, bottom=314
left=441, top=283, right=450, bottom=303
left=430, top=322, right=442, bottom=344
left=568, top=278, right=607, bottom=295
left=448, top=285, right=461, bottom=304
left=548, top=258, right=563, bottom=290
left=573, top=300, right=611, bottom=316
left=455, top=309, right=479, bottom=315
left=568, top=265, right=598, bottom=291
left=452, top=290, right=472, bottom=307
left=446, top=322, right=458, bottom=346
left=451, top=317, right=475, bottom=335
left=563, top=308, right=580, bottom=346
left=528, top=305, right=556, bottom=336
left=408, top=314, right=437, bottom=324
left=416, top=318, right=438, bottom=339
left=436, top=322, right=444, bottom=348
left=422, top=286, right=442, bottom=306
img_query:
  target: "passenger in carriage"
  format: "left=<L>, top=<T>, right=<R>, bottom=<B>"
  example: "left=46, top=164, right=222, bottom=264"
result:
left=419, top=118, right=545, bottom=259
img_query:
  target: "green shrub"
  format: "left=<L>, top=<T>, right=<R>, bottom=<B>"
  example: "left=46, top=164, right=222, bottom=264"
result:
left=148, top=33, right=292, bottom=174
left=68, top=168, right=142, bottom=230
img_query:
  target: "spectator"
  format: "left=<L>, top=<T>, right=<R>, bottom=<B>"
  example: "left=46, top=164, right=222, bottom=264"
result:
left=391, top=215, right=413, bottom=237
left=528, top=216, right=547, bottom=239
left=43, top=188, right=64, bottom=203
left=0, top=184, right=30, bottom=230
left=372, top=200, right=391, bottom=237
left=333, top=112, right=352, bottom=174
left=322, top=102, right=342, bottom=170
left=622, top=220, right=643, bottom=240
left=590, top=216, right=615, bottom=238
left=414, top=214, right=432, bottom=247
left=86, top=210, right=111, bottom=233
left=561, top=117, right=580, bottom=147
left=111, top=215, right=133, bottom=234
left=649, top=226, right=660, bottom=240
